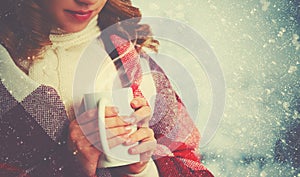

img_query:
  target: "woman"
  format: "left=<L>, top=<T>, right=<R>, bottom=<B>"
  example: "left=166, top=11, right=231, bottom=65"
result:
left=0, top=0, right=214, bottom=176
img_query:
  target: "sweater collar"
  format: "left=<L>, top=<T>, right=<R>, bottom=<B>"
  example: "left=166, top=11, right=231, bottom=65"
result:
left=49, top=15, right=100, bottom=50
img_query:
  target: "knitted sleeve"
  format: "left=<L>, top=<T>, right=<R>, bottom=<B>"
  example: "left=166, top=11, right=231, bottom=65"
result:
left=147, top=55, right=214, bottom=177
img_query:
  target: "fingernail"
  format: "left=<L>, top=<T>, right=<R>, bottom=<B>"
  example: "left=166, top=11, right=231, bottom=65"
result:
left=129, top=148, right=137, bottom=154
left=125, top=138, right=132, bottom=144
left=125, top=126, right=133, bottom=131
left=131, top=100, right=138, bottom=106
left=113, top=107, right=119, bottom=113
left=123, top=117, right=136, bottom=124
left=122, top=134, right=130, bottom=139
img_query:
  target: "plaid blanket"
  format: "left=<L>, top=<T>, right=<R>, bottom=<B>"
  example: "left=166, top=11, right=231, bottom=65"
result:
left=0, top=34, right=213, bottom=177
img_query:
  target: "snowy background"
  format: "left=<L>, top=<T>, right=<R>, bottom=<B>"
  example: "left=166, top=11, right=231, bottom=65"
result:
left=133, top=0, right=300, bottom=176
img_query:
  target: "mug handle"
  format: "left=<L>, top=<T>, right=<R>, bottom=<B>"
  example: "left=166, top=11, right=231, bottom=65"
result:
left=97, top=97, right=110, bottom=154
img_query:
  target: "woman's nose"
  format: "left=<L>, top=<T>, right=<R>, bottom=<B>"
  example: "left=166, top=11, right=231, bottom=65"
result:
left=75, top=0, right=97, bottom=6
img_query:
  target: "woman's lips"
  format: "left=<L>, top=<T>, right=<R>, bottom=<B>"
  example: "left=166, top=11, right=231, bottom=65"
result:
left=65, top=10, right=93, bottom=22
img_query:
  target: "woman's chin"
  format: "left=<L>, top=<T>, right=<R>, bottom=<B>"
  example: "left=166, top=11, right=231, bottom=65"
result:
left=59, top=25, right=87, bottom=33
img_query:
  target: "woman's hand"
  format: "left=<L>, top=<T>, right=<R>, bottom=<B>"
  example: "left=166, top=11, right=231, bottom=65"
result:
left=123, top=97, right=157, bottom=174
left=68, top=106, right=131, bottom=176
left=68, top=97, right=156, bottom=176
left=68, top=109, right=101, bottom=176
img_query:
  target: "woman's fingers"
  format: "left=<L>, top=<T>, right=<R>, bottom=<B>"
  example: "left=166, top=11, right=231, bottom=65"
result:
left=131, top=106, right=151, bottom=126
left=123, top=127, right=154, bottom=145
left=76, top=108, right=98, bottom=125
left=105, top=116, right=134, bottom=128
left=69, top=120, right=98, bottom=150
left=107, top=135, right=129, bottom=149
left=129, top=97, right=152, bottom=127
left=72, top=108, right=137, bottom=150
left=128, top=140, right=156, bottom=154
left=71, top=123, right=133, bottom=149
left=83, top=125, right=132, bottom=149
left=76, top=106, right=123, bottom=136
left=105, top=106, right=119, bottom=117
left=130, top=97, right=148, bottom=109
left=76, top=106, right=118, bottom=124
left=122, top=127, right=156, bottom=162
left=106, top=125, right=133, bottom=139
left=140, top=150, right=155, bottom=162
left=128, top=141, right=157, bottom=162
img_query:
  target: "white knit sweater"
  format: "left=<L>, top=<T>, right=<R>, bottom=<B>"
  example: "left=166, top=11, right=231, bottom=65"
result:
left=28, top=16, right=102, bottom=119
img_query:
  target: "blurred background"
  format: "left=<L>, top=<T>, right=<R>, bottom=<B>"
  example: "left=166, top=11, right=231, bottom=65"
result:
left=133, top=0, right=300, bottom=176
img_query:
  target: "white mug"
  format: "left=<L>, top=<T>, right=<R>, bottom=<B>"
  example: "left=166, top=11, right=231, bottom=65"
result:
left=84, top=88, right=139, bottom=168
